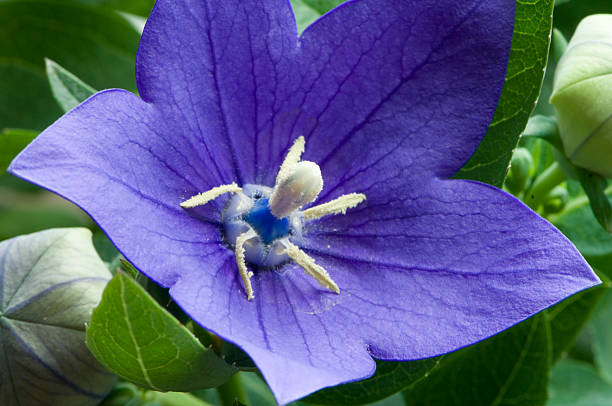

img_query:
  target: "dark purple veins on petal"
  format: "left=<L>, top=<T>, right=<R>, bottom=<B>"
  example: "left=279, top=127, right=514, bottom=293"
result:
left=6, top=0, right=600, bottom=405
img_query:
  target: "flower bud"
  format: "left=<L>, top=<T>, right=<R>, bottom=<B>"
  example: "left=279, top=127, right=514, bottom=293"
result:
left=505, top=147, right=533, bottom=194
left=543, top=185, right=570, bottom=214
left=550, top=14, right=612, bottom=178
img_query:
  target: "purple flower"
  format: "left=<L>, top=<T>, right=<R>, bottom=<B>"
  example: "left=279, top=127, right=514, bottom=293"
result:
left=9, top=0, right=599, bottom=404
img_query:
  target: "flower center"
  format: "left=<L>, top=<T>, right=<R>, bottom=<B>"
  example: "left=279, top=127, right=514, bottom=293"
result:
left=244, top=198, right=290, bottom=245
left=222, top=184, right=300, bottom=269
left=180, top=136, right=367, bottom=301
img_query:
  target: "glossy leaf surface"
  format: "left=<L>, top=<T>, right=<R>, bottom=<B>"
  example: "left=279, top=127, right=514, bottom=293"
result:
left=456, top=0, right=554, bottom=186
left=87, top=272, right=237, bottom=392
left=46, top=59, right=96, bottom=113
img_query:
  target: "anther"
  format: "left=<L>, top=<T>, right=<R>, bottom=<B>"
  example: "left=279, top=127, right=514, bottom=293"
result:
left=269, top=137, right=323, bottom=219
left=275, top=136, right=305, bottom=185
left=181, top=183, right=242, bottom=208
left=283, top=241, right=339, bottom=294
left=235, top=230, right=257, bottom=300
left=302, top=193, right=366, bottom=220
left=269, top=161, right=323, bottom=218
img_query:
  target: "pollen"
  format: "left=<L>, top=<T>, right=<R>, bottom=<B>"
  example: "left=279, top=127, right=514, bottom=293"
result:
left=181, top=183, right=242, bottom=208
left=303, top=193, right=366, bottom=220
left=269, top=136, right=323, bottom=218
left=283, top=241, right=339, bottom=294
left=274, top=135, right=305, bottom=185
left=235, top=230, right=256, bottom=300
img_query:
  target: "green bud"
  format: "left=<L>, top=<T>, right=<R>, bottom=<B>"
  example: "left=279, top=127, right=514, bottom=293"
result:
left=550, top=14, right=612, bottom=178
left=505, top=147, right=534, bottom=194
left=543, top=185, right=570, bottom=214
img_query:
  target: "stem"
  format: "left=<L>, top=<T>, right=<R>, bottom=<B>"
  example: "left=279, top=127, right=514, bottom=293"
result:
left=216, top=373, right=247, bottom=406
left=524, top=162, right=566, bottom=211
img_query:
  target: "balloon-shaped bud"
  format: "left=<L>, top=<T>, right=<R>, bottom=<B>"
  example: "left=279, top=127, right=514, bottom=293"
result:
left=550, top=14, right=612, bottom=178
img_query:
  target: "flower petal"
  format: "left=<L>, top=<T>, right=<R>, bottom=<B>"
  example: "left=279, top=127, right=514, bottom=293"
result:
left=280, top=0, right=515, bottom=196
left=136, top=0, right=298, bottom=185
left=171, top=177, right=599, bottom=405
left=170, top=260, right=375, bottom=405
left=301, top=178, right=600, bottom=360
left=8, top=90, right=225, bottom=287
left=7, top=2, right=583, bottom=406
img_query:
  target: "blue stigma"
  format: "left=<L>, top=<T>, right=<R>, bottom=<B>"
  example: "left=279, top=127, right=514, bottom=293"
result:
left=244, top=198, right=290, bottom=245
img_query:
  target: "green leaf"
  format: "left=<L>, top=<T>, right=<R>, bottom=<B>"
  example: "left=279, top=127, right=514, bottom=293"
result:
left=0, top=228, right=115, bottom=406
left=456, top=0, right=554, bottom=187
left=522, top=115, right=563, bottom=152
left=592, top=289, right=612, bottom=384
left=240, top=372, right=276, bottom=406
left=368, top=393, right=408, bottom=406
left=290, top=0, right=321, bottom=34
left=547, top=284, right=607, bottom=362
left=402, top=314, right=551, bottom=406
left=299, top=0, right=344, bottom=15
left=46, top=58, right=96, bottom=113
left=0, top=128, right=37, bottom=172
left=0, top=0, right=140, bottom=131
left=86, top=272, right=237, bottom=392
left=92, top=231, right=120, bottom=264
left=115, top=258, right=192, bottom=324
left=575, top=169, right=612, bottom=233
left=547, top=360, right=612, bottom=406
left=119, top=257, right=140, bottom=279
left=304, top=358, right=440, bottom=405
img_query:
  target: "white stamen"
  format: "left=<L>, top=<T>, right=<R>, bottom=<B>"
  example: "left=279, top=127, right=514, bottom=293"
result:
left=283, top=241, right=339, bottom=294
left=181, top=183, right=242, bottom=208
left=275, top=136, right=305, bottom=187
left=302, top=193, right=366, bottom=220
left=235, top=230, right=257, bottom=300
left=269, top=161, right=324, bottom=218
left=178, top=136, right=366, bottom=302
